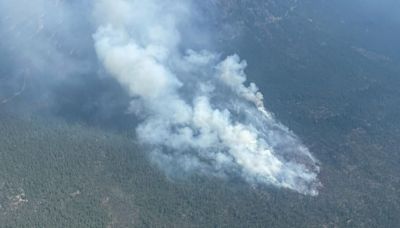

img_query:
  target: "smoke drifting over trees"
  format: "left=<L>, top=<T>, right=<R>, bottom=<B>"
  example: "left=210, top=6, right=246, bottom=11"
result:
left=93, top=0, right=320, bottom=195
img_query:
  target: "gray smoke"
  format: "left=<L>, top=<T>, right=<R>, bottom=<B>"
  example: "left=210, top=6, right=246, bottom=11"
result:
left=93, top=0, right=320, bottom=195
left=0, top=0, right=96, bottom=113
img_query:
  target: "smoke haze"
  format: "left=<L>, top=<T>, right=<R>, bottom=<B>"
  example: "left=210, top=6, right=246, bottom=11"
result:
left=0, top=0, right=320, bottom=195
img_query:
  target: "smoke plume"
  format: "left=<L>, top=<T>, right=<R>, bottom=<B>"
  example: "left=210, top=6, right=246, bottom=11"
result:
left=93, top=0, right=320, bottom=195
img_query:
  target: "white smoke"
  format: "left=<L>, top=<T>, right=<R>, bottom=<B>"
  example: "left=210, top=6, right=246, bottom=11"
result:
left=93, top=0, right=320, bottom=195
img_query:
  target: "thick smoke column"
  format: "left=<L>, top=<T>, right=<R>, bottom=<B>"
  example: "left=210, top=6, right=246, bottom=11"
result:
left=93, top=0, right=320, bottom=195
